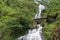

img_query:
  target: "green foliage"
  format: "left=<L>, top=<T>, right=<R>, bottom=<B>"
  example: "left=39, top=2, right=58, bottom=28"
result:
left=0, top=0, right=37, bottom=40
left=42, top=0, right=60, bottom=40
left=0, top=0, right=60, bottom=40
left=43, top=23, right=57, bottom=40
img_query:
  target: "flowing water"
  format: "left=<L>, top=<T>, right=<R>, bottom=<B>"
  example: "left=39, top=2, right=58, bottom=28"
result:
left=17, top=0, right=45, bottom=40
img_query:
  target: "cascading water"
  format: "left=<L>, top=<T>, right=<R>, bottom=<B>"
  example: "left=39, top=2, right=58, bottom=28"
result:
left=17, top=0, right=45, bottom=40
left=34, top=0, right=45, bottom=19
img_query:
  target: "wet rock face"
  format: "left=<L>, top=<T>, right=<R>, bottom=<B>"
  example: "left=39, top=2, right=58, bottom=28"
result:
left=29, top=23, right=38, bottom=30
left=34, top=19, right=41, bottom=24
left=46, top=13, right=59, bottom=24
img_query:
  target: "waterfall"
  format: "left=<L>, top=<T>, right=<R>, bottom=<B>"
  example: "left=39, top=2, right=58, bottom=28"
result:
left=34, top=0, right=45, bottom=19
left=17, top=0, right=45, bottom=40
left=17, top=24, right=43, bottom=40
left=34, top=4, right=45, bottom=19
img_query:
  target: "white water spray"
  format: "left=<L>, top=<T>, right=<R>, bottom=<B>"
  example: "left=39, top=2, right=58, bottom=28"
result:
left=34, top=0, right=45, bottom=19
left=17, top=0, right=45, bottom=40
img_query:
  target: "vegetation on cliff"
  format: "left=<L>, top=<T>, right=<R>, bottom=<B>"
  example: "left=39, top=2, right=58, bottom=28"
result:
left=0, top=0, right=60, bottom=40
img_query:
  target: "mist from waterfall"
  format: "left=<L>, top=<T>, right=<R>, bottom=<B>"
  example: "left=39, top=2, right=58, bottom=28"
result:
left=17, top=0, right=45, bottom=40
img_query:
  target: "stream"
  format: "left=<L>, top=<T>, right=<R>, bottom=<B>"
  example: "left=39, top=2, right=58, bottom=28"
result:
left=17, top=0, right=45, bottom=40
